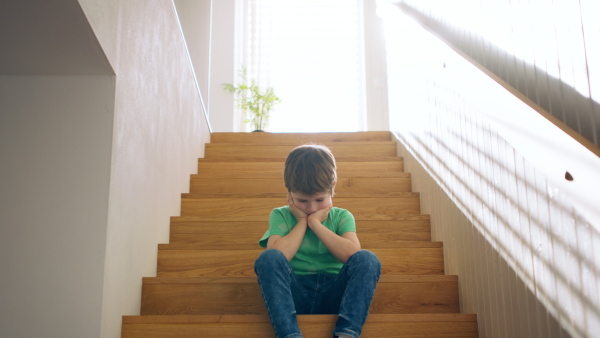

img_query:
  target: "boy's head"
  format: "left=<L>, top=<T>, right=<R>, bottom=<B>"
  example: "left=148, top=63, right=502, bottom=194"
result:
left=284, top=144, right=337, bottom=195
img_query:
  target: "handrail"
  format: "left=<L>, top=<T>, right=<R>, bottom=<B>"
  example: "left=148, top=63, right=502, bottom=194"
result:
left=171, top=0, right=213, bottom=134
left=394, top=2, right=600, bottom=159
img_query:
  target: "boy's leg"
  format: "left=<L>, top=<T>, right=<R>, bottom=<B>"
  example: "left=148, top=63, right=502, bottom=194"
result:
left=254, top=249, right=307, bottom=338
left=320, top=250, right=381, bottom=338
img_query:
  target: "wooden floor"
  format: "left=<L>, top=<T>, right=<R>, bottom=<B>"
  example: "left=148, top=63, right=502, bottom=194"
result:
left=121, top=131, right=478, bottom=337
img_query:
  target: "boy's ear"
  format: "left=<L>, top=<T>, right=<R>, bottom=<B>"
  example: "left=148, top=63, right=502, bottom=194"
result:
left=331, top=180, right=337, bottom=197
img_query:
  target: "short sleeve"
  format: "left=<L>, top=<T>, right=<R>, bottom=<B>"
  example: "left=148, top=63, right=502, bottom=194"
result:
left=334, top=208, right=356, bottom=235
left=258, top=206, right=295, bottom=248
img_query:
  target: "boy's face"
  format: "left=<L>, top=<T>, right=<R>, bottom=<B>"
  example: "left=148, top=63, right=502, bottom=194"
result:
left=289, top=190, right=333, bottom=215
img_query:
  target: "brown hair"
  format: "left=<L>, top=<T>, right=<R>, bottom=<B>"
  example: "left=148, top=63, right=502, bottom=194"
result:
left=284, top=144, right=337, bottom=195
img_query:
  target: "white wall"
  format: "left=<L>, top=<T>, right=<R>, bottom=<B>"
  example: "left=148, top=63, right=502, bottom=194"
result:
left=175, top=0, right=236, bottom=132
left=0, top=75, right=114, bottom=338
left=0, top=1, right=211, bottom=337
left=384, top=5, right=600, bottom=338
left=78, top=1, right=212, bottom=337
left=364, top=0, right=390, bottom=131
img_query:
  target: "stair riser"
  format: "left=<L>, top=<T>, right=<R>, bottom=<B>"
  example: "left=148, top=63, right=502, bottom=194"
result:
left=122, top=321, right=478, bottom=338
left=197, top=161, right=405, bottom=177
left=162, top=236, right=439, bottom=250
left=210, top=131, right=393, bottom=143
left=141, top=281, right=459, bottom=315
left=180, top=197, right=421, bottom=217
left=171, top=219, right=431, bottom=235
left=204, top=143, right=397, bottom=159
left=188, top=177, right=411, bottom=196
left=156, top=249, right=445, bottom=277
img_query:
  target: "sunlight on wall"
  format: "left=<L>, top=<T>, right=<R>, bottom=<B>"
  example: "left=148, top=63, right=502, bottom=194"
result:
left=382, top=3, right=600, bottom=337
left=394, top=0, right=600, bottom=147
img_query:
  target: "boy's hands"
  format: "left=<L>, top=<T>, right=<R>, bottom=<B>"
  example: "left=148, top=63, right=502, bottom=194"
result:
left=308, top=203, right=332, bottom=226
left=287, top=193, right=308, bottom=221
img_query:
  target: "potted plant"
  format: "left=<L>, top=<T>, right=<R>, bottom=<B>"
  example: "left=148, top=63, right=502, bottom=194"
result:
left=223, top=68, right=281, bottom=132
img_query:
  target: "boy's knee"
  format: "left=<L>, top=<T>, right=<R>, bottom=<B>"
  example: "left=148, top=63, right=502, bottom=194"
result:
left=254, top=249, right=286, bottom=270
left=350, top=250, right=381, bottom=271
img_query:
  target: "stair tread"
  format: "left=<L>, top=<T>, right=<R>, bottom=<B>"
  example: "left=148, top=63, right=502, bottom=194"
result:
left=123, top=313, right=477, bottom=324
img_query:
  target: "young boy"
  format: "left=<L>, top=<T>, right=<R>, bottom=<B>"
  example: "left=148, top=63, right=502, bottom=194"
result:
left=254, top=144, right=381, bottom=338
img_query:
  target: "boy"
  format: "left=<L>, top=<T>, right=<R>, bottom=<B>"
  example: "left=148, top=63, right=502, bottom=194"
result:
left=254, top=144, right=381, bottom=338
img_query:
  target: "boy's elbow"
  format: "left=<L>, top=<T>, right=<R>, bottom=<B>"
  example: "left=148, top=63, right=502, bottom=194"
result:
left=339, top=246, right=361, bottom=263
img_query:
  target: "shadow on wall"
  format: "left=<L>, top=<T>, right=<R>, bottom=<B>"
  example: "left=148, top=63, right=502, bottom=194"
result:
left=397, top=136, right=574, bottom=337
left=395, top=2, right=600, bottom=148
left=401, top=122, right=598, bottom=337
left=400, top=97, right=600, bottom=337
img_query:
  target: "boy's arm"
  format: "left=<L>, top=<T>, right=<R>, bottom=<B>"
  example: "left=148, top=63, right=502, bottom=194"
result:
left=266, top=195, right=309, bottom=261
left=266, top=220, right=307, bottom=261
left=308, top=207, right=361, bottom=263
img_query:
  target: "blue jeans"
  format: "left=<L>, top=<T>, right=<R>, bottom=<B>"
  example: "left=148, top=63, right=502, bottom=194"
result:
left=254, top=249, right=381, bottom=338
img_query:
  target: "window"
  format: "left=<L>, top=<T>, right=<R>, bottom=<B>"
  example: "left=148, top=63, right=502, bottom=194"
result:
left=237, top=0, right=367, bottom=132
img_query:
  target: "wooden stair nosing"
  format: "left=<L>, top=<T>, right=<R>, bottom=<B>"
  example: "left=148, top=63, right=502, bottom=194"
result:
left=205, top=141, right=397, bottom=147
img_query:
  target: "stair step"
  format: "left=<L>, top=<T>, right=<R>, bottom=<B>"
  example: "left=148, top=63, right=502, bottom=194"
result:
left=180, top=197, right=421, bottom=218
left=122, top=314, right=478, bottom=338
left=197, top=161, right=405, bottom=177
left=204, top=143, right=397, bottom=159
left=168, top=219, right=431, bottom=242
left=210, top=131, right=393, bottom=143
left=157, top=248, right=444, bottom=277
left=199, top=156, right=402, bottom=162
left=186, top=177, right=412, bottom=197
left=140, top=275, right=459, bottom=315
left=171, top=213, right=430, bottom=223
left=161, top=236, right=441, bottom=249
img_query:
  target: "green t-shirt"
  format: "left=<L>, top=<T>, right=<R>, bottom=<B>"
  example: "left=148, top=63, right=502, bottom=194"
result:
left=258, top=206, right=356, bottom=275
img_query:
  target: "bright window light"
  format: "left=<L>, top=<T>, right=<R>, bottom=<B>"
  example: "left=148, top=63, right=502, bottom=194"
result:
left=238, top=0, right=367, bottom=132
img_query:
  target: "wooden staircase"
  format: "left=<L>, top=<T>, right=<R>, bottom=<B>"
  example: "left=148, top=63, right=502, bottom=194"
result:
left=121, top=131, right=478, bottom=337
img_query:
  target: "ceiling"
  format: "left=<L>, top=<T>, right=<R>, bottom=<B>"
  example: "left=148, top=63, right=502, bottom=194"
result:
left=0, top=0, right=113, bottom=75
